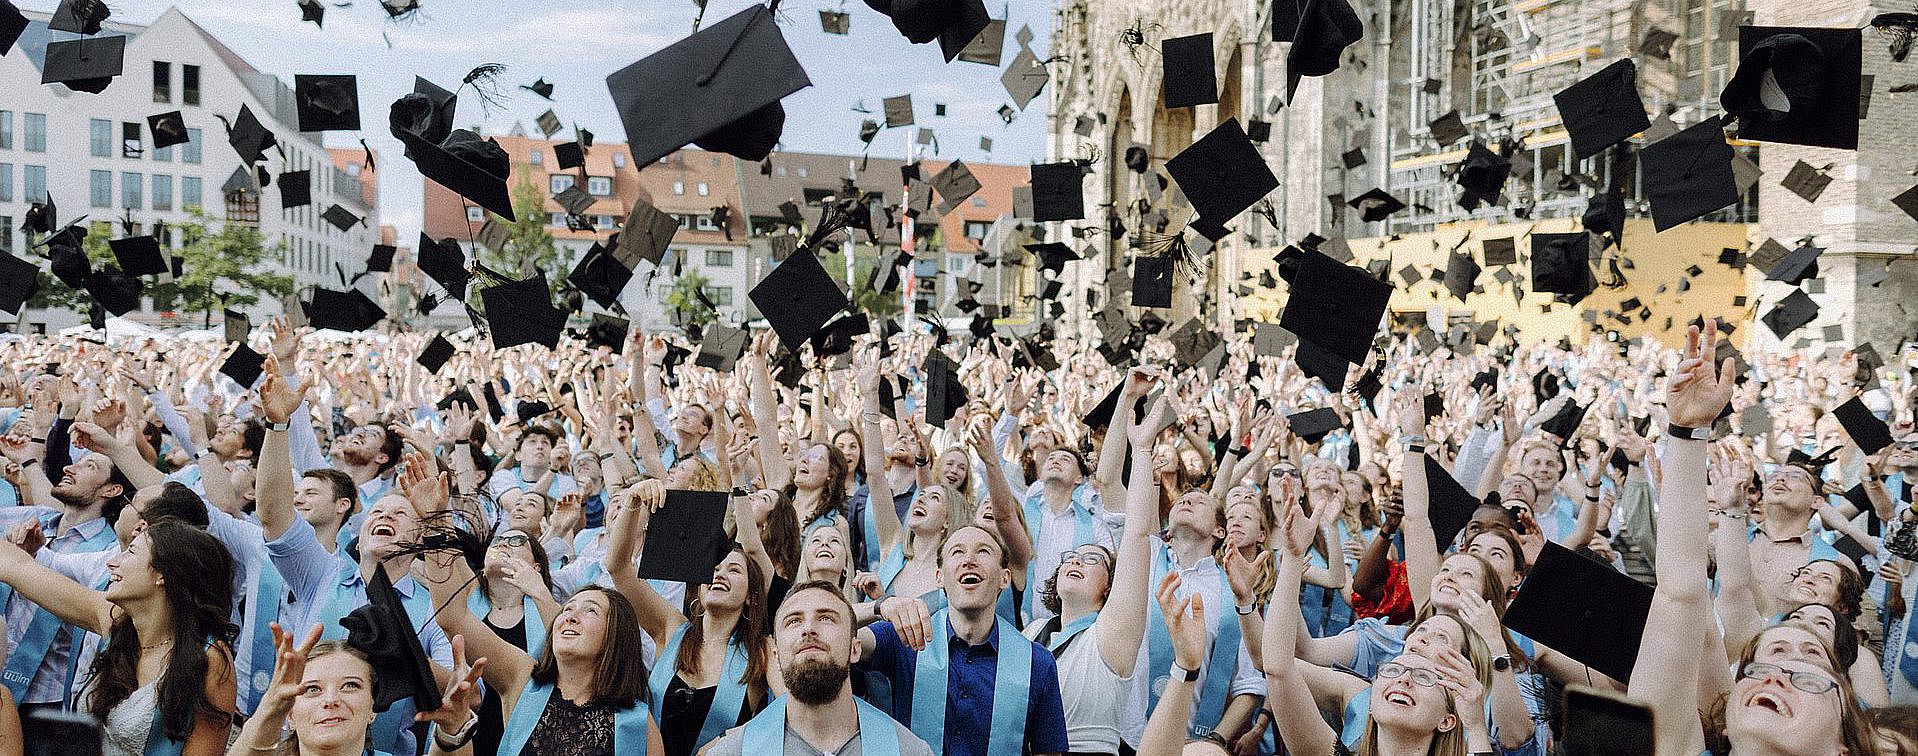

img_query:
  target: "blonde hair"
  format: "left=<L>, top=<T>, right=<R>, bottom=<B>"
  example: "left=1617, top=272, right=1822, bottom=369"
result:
left=903, top=484, right=973, bottom=561
left=1351, top=626, right=1492, bottom=756
left=797, top=519, right=858, bottom=602
left=276, top=642, right=375, bottom=755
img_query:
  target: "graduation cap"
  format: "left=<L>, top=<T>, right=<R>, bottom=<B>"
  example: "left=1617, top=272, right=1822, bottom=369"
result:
left=863, top=0, right=990, bottom=61
left=270, top=169, right=312, bottom=209
left=553, top=141, right=584, bottom=171
left=0, top=2, right=28, bottom=58
left=1279, top=0, right=1363, bottom=100
left=1832, top=395, right=1893, bottom=455
left=614, top=199, right=679, bottom=268
left=632, top=489, right=733, bottom=584
left=1169, top=318, right=1222, bottom=368
left=42, top=35, right=127, bottom=94
left=812, top=313, right=869, bottom=358
left=1481, top=237, right=1517, bottom=267
left=340, top=568, right=443, bottom=715
left=49, top=0, right=109, bottom=35
left=1247, top=119, right=1272, bottom=142
left=930, top=160, right=982, bottom=213
left=1252, top=322, right=1296, bottom=356
left=1505, top=541, right=1654, bottom=683
left=147, top=111, right=189, bottom=149
left=1421, top=454, right=1480, bottom=551
left=0, top=251, right=38, bottom=315
left=820, top=8, right=851, bottom=34
left=1444, top=251, right=1480, bottom=302
left=297, top=0, right=324, bottom=25
left=531, top=109, right=562, bottom=139
left=1000, top=45, right=1050, bottom=110
left=1348, top=188, right=1407, bottom=222
left=1456, top=142, right=1511, bottom=211
left=416, top=333, right=457, bottom=373
left=577, top=314, right=627, bottom=354
left=1761, top=289, right=1819, bottom=338
left=224, top=104, right=278, bottom=165
left=391, top=88, right=516, bottom=221
left=1132, top=255, right=1174, bottom=308
left=882, top=94, right=915, bottom=128
left=520, top=77, right=555, bottom=100
left=85, top=269, right=142, bottom=317
left=750, top=249, right=850, bottom=352
left=607, top=5, right=812, bottom=166
left=1554, top=59, right=1650, bottom=160
left=321, top=205, right=362, bottom=232
left=108, top=236, right=168, bottom=278
left=1531, top=232, right=1595, bottom=297
left=219, top=343, right=267, bottom=389
left=1721, top=26, right=1863, bottom=150
left=1030, top=162, right=1085, bottom=222
left=1165, top=119, right=1279, bottom=225
left=415, top=234, right=469, bottom=301
left=566, top=243, right=634, bottom=310
left=1781, top=160, right=1832, bottom=202
left=1539, top=399, right=1588, bottom=443
left=923, top=350, right=969, bottom=428
left=307, top=287, right=386, bottom=332
left=1162, top=33, right=1218, bottom=108
left=1640, top=115, right=1740, bottom=231
left=1765, top=244, right=1822, bottom=285
left=480, top=275, right=567, bottom=350
left=295, top=75, right=360, bottom=132
left=1287, top=407, right=1343, bottom=445
left=554, top=185, right=595, bottom=217
left=1428, top=110, right=1468, bottom=146
left=694, top=324, right=749, bottom=371
left=1280, top=250, right=1391, bottom=367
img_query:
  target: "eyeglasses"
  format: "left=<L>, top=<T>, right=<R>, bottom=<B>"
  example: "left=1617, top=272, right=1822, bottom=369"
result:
left=1376, top=662, right=1440, bottom=688
left=493, top=534, right=530, bottom=548
left=1738, top=662, right=1838, bottom=695
left=1273, top=468, right=1301, bottom=479
left=1059, top=550, right=1110, bottom=568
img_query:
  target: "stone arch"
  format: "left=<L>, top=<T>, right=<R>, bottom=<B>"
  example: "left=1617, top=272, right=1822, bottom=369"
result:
left=1106, top=84, right=1135, bottom=269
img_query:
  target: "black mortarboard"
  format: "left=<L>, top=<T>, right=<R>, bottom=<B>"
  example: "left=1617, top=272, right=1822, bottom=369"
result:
left=882, top=94, right=915, bottom=128
left=1456, top=142, right=1511, bottom=210
left=694, top=324, right=749, bottom=371
left=109, top=236, right=168, bottom=277
left=147, top=111, right=189, bottom=149
left=1428, top=110, right=1468, bottom=146
left=1892, top=185, right=1918, bottom=223
left=1000, top=44, right=1049, bottom=110
left=391, top=94, right=516, bottom=221
left=1280, top=0, right=1363, bottom=99
left=1348, top=188, right=1406, bottom=222
left=322, top=205, right=361, bottom=232
left=0, top=2, right=27, bottom=58
left=1280, top=250, right=1391, bottom=366
left=363, top=244, right=396, bottom=274
left=1530, top=232, right=1595, bottom=297
left=1162, top=33, right=1218, bottom=108
left=278, top=170, right=312, bottom=209
left=552, top=141, right=585, bottom=171
left=635, top=489, right=732, bottom=584
left=1721, top=27, right=1862, bottom=150
left=1247, top=119, right=1272, bottom=142
left=1030, top=162, right=1085, bottom=222
left=1483, top=237, right=1517, bottom=266
left=0, top=253, right=40, bottom=314
left=1444, top=251, right=1479, bottom=302
left=85, top=269, right=142, bottom=316
left=47, top=227, right=90, bottom=289
left=586, top=314, right=629, bottom=354
left=922, top=350, right=968, bottom=428
left=307, top=287, right=386, bottom=332
left=820, top=9, right=851, bottom=34
left=750, top=249, right=850, bottom=351
left=417, top=334, right=457, bottom=372
left=1132, top=255, right=1173, bottom=308
left=219, top=343, right=266, bottom=389
left=521, top=77, right=554, bottom=100
left=811, top=313, right=868, bottom=358
left=1781, top=160, right=1832, bottom=202
left=1024, top=242, right=1079, bottom=274
left=607, top=5, right=812, bottom=166
left=415, top=234, right=468, bottom=301
left=225, top=104, right=277, bottom=165
left=862, top=0, right=991, bottom=61
left=1539, top=399, right=1588, bottom=443
left=1761, top=289, right=1819, bottom=338
left=615, top=200, right=679, bottom=268
left=1765, top=244, right=1821, bottom=285
left=930, top=160, right=981, bottom=212
left=1422, top=454, right=1479, bottom=551
left=49, top=0, right=108, bottom=33
left=480, top=275, right=567, bottom=350
left=1639, top=115, right=1739, bottom=231
left=41, top=35, right=126, bottom=94
left=297, top=0, right=324, bottom=25
left=1832, top=396, right=1892, bottom=455
left=1169, top=318, right=1222, bottom=368
left=1165, top=119, right=1278, bottom=224
left=1253, top=322, right=1296, bottom=355
left=295, top=74, right=360, bottom=132
left=340, top=569, right=442, bottom=715
left=1504, top=541, right=1654, bottom=683
left=1749, top=238, right=1791, bottom=272
left=1554, top=59, right=1650, bottom=160
left=1288, top=407, right=1343, bottom=445
left=566, top=243, right=634, bottom=310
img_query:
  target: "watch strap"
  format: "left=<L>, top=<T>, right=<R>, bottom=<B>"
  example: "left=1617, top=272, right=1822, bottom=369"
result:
left=1667, top=423, right=1709, bottom=441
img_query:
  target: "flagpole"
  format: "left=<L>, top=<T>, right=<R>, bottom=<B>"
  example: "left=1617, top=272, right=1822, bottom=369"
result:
left=902, top=129, right=918, bottom=325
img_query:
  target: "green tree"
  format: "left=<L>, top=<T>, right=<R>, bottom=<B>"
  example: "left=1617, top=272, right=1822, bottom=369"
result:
left=25, top=212, right=293, bottom=325
left=663, top=269, right=717, bottom=332
left=474, top=175, right=563, bottom=298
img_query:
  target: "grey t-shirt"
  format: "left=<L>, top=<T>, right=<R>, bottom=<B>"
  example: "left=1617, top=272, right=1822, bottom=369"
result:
left=701, top=719, right=935, bottom=756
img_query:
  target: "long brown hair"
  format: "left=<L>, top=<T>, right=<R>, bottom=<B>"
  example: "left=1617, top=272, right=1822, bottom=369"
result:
left=757, top=491, right=801, bottom=580
left=1703, top=629, right=1879, bottom=756
left=1413, top=552, right=1530, bottom=668
left=530, top=587, right=651, bottom=707
left=783, top=443, right=849, bottom=526
left=89, top=520, right=238, bottom=741
left=672, top=548, right=769, bottom=700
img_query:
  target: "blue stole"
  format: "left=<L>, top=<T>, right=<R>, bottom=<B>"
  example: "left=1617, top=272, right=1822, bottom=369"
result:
left=242, top=560, right=287, bottom=713
left=1302, top=544, right=1355, bottom=638
left=573, top=527, right=604, bottom=557
left=0, top=514, right=117, bottom=699
left=647, top=622, right=749, bottom=750
left=878, top=545, right=1018, bottom=624
left=468, top=591, right=547, bottom=657
left=1022, top=486, right=1096, bottom=618
left=1899, top=601, right=1918, bottom=686
left=908, top=609, right=1033, bottom=755
left=141, top=708, right=186, bottom=756
left=1046, top=612, right=1097, bottom=654
left=745, top=695, right=901, bottom=755
left=312, top=566, right=433, bottom=752
left=1145, top=544, right=1240, bottom=737
left=1341, top=689, right=1371, bottom=748
left=498, top=679, right=651, bottom=756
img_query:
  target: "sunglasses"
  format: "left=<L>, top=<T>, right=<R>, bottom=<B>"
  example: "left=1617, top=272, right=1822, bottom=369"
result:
left=1059, top=550, right=1110, bottom=568
left=1738, top=662, right=1838, bottom=695
left=492, top=534, right=531, bottom=548
left=1376, top=662, right=1440, bottom=688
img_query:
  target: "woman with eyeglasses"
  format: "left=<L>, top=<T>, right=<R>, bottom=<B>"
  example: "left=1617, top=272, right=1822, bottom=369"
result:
left=469, top=527, right=561, bottom=755
left=1632, top=320, right=1876, bottom=756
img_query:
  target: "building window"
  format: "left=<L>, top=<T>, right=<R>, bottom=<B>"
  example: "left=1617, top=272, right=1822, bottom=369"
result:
left=796, top=166, right=808, bottom=177
left=971, top=196, right=987, bottom=207
left=226, top=190, right=259, bottom=225
left=90, top=170, right=112, bottom=207
left=587, top=176, right=612, bottom=196
left=152, top=175, right=172, bottom=211
left=612, top=153, right=626, bottom=168
left=182, top=65, right=200, bottom=105
left=466, top=207, right=484, bottom=222
left=0, top=111, right=11, bottom=149
left=696, top=182, right=709, bottom=196
left=153, top=61, right=171, bottom=103
left=710, top=286, right=734, bottom=307
left=776, top=165, right=787, bottom=177
left=528, top=150, right=543, bottom=166
left=91, top=119, right=112, bottom=157
left=122, top=172, right=143, bottom=209
left=0, top=220, right=10, bottom=254
left=0, top=164, right=10, bottom=202
left=596, top=214, right=615, bottom=229
left=672, top=181, right=685, bottom=195
left=152, top=141, right=172, bottom=162
left=182, top=129, right=202, bottom=163
left=705, top=249, right=733, bottom=267
left=548, top=212, right=565, bottom=226
left=24, top=114, right=44, bottom=152
left=695, top=214, right=717, bottom=231
left=964, top=220, right=990, bottom=241
left=181, top=176, right=202, bottom=210
left=122, top=122, right=143, bottom=158
left=550, top=174, right=575, bottom=193
left=24, top=166, right=47, bottom=202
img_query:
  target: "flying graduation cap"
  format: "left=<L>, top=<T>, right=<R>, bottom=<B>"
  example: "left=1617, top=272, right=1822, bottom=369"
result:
left=607, top=5, right=813, bottom=167
left=390, top=78, right=516, bottom=221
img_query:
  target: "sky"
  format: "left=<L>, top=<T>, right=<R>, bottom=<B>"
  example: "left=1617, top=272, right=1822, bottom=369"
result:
left=31, top=0, right=1055, bottom=242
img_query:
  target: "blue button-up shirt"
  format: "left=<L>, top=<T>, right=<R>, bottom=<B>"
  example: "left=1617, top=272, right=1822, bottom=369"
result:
left=863, top=618, right=1070, bottom=756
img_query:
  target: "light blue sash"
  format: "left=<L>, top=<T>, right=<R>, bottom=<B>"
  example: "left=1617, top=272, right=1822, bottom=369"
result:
left=908, top=609, right=1032, bottom=755
left=1341, top=689, right=1371, bottom=747
left=142, top=710, right=185, bottom=756
left=1047, top=612, right=1098, bottom=654
left=498, top=679, right=651, bottom=756
left=744, top=695, right=901, bottom=755
left=468, top=590, right=547, bottom=657
left=879, top=546, right=1018, bottom=624
left=242, top=560, right=287, bottom=713
left=1145, top=544, right=1240, bottom=737
left=647, top=622, right=749, bottom=750
left=313, top=566, right=432, bottom=753
left=878, top=544, right=907, bottom=591
left=1022, top=486, right=1095, bottom=617
left=0, top=514, right=117, bottom=699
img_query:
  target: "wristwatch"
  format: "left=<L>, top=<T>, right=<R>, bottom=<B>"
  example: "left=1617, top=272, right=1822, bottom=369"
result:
left=434, top=711, right=480, bottom=749
left=266, top=420, right=291, bottom=432
left=1666, top=423, right=1710, bottom=441
left=1491, top=654, right=1512, bottom=672
left=1174, top=663, right=1201, bottom=681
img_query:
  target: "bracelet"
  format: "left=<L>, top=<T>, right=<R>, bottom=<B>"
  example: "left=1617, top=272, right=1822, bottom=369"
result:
left=454, top=440, right=471, bottom=446
left=914, top=457, right=929, bottom=467
left=1585, top=494, right=1601, bottom=502
left=1406, top=444, right=1426, bottom=454
left=1234, top=603, right=1255, bottom=616
left=19, top=459, right=36, bottom=467
left=1174, top=662, right=1201, bottom=681
left=434, top=712, right=480, bottom=750
left=266, top=420, right=290, bottom=432
left=1230, top=446, right=1251, bottom=457
left=28, top=437, right=44, bottom=445
left=1399, top=434, right=1426, bottom=448
left=1666, top=423, right=1710, bottom=441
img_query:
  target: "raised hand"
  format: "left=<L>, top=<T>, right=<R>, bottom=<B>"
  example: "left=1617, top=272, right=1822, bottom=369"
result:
left=397, top=452, right=450, bottom=513
left=1222, top=547, right=1268, bottom=606
left=257, top=363, right=306, bottom=424
left=260, top=623, right=325, bottom=719
left=415, top=634, right=488, bottom=730
left=266, top=316, right=299, bottom=364
left=1666, top=319, right=1735, bottom=429
left=1155, top=573, right=1207, bottom=672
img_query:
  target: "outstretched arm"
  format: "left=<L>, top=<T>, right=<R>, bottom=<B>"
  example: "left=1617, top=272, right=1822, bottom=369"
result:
left=0, top=538, right=112, bottom=635
left=1099, top=378, right=1169, bottom=678
left=602, top=481, right=687, bottom=645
